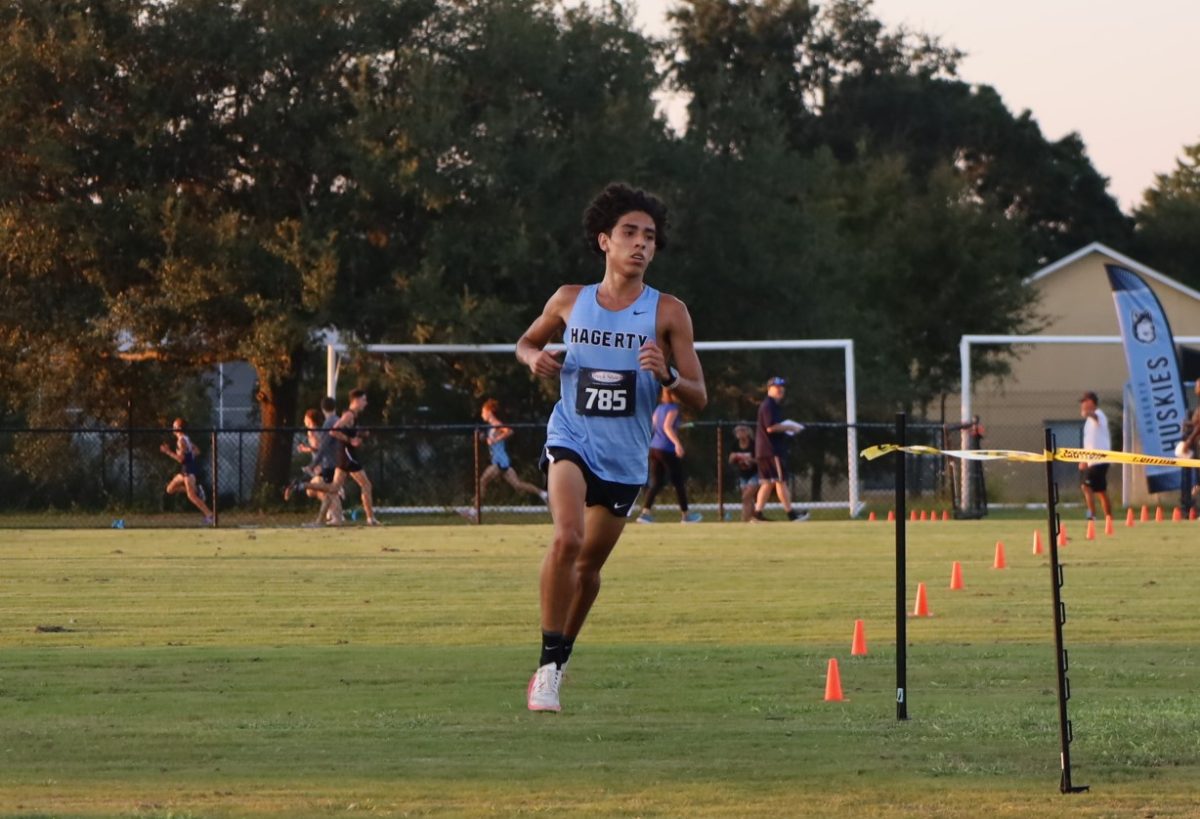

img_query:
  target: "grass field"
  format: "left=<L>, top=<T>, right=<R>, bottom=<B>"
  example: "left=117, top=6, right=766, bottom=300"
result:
left=2, top=515, right=1199, bottom=818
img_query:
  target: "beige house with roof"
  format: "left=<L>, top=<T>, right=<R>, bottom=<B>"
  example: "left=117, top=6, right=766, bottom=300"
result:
left=959, top=242, right=1200, bottom=506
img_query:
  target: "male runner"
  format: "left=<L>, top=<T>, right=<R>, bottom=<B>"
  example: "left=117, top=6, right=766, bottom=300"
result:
left=516, top=182, right=706, bottom=712
left=1079, top=391, right=1113, bottom=520
left=312, top=396, right=345, bottom=524
left=159, top=417, right=213, bottom=525
left=477, top=398, right=548, bottom=504
left=309, top=389, right=379, bottom=526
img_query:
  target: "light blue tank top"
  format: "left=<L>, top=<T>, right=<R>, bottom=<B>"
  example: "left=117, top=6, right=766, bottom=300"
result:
left=488, top=438, right=510, bottom=469
left=545, top=283, right=661, bottom=484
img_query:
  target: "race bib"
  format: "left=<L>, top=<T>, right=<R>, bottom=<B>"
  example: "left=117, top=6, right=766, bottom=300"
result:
left=575, top=368, right=636, bottom=417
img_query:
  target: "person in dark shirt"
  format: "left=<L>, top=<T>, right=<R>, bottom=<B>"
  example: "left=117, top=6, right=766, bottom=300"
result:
left=159, top=417, right=213, bottom=525
left=752, top=377, right=808, bottom=522
left=728, top=423, right=759, bottom=521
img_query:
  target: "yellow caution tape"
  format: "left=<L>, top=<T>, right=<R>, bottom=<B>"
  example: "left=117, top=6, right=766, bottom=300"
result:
left=860, top=444, right=1200, bottom=469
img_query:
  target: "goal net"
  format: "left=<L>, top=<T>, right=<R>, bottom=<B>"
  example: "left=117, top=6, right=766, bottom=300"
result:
left=324, top=340, right=864, bottom=519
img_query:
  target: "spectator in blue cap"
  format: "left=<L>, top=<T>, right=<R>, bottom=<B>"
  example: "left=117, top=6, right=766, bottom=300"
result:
left=753, top=377, right=807, bottom=522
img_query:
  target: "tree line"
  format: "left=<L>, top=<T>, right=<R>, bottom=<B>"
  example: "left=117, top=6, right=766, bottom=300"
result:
left=1, top=0, right=1194, bottom=492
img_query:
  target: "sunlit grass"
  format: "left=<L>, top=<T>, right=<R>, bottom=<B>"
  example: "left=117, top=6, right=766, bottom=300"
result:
left=0, top=518, right=1198, bottom=816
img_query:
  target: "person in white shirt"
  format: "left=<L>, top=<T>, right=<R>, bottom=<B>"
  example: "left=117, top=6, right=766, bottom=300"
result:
left=1079, top=391, right=1112, bottom=520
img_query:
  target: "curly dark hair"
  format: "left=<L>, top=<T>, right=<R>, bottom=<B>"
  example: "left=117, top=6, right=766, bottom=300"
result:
left=582, top=182, right=669, bottom=257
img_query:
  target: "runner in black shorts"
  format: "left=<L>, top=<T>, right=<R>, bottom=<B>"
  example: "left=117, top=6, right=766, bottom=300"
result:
left=517, top=182, right=707, bottom=713
left=308, top=389, right=378, bottom=526
left=159, top=417, right=213, bottom=525
left=539, top=446, right=640, bottom=517
left=1079, top=391, right=1113, bottom=521
left=1082, top=464, right=1109, bottom=492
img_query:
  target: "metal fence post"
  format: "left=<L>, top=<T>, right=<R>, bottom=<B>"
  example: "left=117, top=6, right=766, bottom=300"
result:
left=210, top=429, right=219, bottom=528
left=473, top=425, right=482, bottom=524
left=896, top=411, right=908, bottom=721
left=237, top=430, right=244, bottom=503
left=126, top=401, right=134, bottom=508
left=716, top=420, right=725, bottom=521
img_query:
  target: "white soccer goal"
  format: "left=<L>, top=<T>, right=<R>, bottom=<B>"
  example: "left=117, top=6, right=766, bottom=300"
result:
left=326, top=339, right=864, bottom=517
left=958, top=333, right=1200, bottom=510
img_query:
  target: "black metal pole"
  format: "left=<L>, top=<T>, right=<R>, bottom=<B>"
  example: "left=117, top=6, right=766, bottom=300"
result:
left=126, top=400, right=134, bottom=508
left=716, top=420, right=725, bottom=522
left=473, top=426, right=482, bottom=524
left=896, top=411, right=908, bottom=720
left=210, top=429, right=219, bottom=528
left=1044, top=427, right=1087, bottom=794
left=238, top=431, right=244, bottom=503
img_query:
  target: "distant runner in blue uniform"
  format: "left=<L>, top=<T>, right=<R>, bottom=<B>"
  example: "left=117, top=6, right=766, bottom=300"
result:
left=517, top=182, right=707, bottom=713
left=159, top=417, right=213, bottom=525
left=477, top=398, right=548, bottom=506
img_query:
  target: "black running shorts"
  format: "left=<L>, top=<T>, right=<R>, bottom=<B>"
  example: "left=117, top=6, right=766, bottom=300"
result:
left=1082, top=463, right=1109, bottom=492
left=539, top=446, right=641, bottom=518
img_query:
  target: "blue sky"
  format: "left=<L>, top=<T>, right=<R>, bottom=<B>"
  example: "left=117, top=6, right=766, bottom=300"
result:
left=615, top=0, right=1200, bottom=213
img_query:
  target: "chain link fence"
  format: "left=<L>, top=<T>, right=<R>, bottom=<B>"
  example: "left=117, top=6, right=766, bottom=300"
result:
left=0, top=418, right=975, bottom=528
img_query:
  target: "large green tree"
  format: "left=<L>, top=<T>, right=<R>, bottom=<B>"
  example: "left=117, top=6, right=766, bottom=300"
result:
left=0, top=0, right=669, bottom=490
left=668, top=0, right=1130, bottom=265
left=664, top=0, right=1044, bottom=418
left=1, top=0, right=437, bottom=486
left=1134, top=142, right=1200, bottom=287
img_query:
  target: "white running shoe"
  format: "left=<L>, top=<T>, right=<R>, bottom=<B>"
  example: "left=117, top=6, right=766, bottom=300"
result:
left=681, top=511, right=702, bottom=523
left=636, top=511, right=654, bottom=524
left=526, top=662, right=562, bottom=712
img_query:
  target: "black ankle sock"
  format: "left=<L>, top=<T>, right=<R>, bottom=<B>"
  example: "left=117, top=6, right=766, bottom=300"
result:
left=540, top=631, right=564, bottom=668
left=562, top=635, right=576, bottom=666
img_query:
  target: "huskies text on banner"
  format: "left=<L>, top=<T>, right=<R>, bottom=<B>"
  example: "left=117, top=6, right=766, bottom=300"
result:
left=1106, top=264, right=1186, bottom=493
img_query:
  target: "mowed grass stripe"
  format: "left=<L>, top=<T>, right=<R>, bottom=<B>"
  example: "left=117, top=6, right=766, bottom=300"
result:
left=0, top=520, right=1198, bottom=816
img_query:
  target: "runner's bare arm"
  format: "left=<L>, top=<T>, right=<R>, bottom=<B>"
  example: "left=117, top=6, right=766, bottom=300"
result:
left=643, top=295, right=706, bottom=411
left=330, top=411, right=356, bottom=444
left=516, top=285, right=580, bottom=379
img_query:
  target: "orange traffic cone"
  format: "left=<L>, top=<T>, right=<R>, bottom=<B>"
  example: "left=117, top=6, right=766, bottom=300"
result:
left=1126, top=507, right=1135, bottom=527
left=1141, top=505, right=1150, bottom=522
left=851, top=619, right=868, bottom=656
left=868, top=511, right=877, bottom=522
left=920, top=509, right=928, bottom=522
left=1172, top=507, right=1182, bottom=522
left=912, top=582, right=930, bottom=617
left=1058, top=529, right=1067, bottom=548
left=942, top=509, right=950, bottom=521
left=1086, top=519, right=1096, bottom=540
left=910, top=510, right=918, bottom=522
left=1032, top=529, right=1043, bottom=555
left=1155, top=506, right=1164, bottom=523
left=993, top=541, right=1007, bottom=569
left=1191, top=507, right=1198, bottom=521
left=1104, top=515, right=1114, bottom=535
left=887, top=509, right=895, bottom=522
left=824, top=658, right=845, bottom=701
left=950, top=561, right=964, bottom=590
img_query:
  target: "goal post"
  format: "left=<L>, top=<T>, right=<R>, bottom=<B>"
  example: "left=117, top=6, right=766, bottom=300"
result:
left=958, top=334, right=1200, bottom=511
left=326, top=339, right=863, bottom=516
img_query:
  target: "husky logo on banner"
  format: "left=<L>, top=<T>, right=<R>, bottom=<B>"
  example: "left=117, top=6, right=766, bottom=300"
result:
left=1132, top=311, right=1156, bottom=343
left=1105, top=264, right=1185, bottom=493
